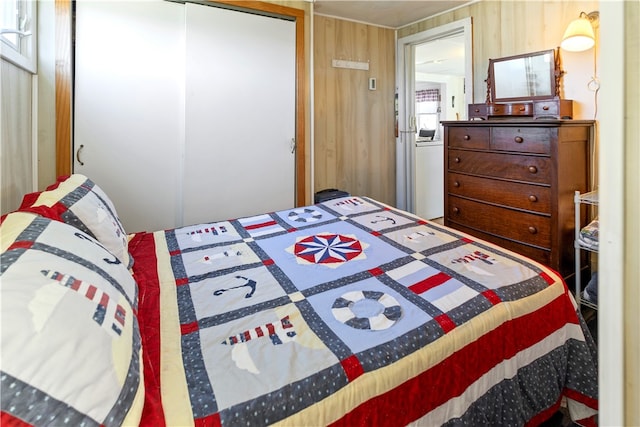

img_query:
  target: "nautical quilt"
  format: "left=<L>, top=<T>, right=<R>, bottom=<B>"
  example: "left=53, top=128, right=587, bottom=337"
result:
left=132, top=196, right=598, bottom=426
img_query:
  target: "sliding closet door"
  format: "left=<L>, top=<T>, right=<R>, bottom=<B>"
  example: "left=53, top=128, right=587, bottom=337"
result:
left=183, top=3, right=296, bottom=225
left=74, top=1, right=184, bottom=233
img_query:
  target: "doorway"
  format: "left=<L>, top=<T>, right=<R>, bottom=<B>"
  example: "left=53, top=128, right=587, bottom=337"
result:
left=395, top=18, right=472, bottom=215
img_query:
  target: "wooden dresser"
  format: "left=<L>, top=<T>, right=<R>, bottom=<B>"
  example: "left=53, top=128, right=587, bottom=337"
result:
left=442, top=120, right=594, bottom=278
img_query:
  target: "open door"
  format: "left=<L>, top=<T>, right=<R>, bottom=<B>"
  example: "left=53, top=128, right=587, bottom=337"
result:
left=396, top=18, right=473, bottom=214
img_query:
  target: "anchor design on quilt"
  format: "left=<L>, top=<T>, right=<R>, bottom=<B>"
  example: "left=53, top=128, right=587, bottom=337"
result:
left=41, top=270, right=126, bottom=336
left=213, top=275, right=257, bottom=298
left=371, top=215, right=396, bottom=225
left=201, top=249, right=241, bottom=264
left=222, top=315, right=297, bottom=374
left=451, top=250, right=497, bottom=276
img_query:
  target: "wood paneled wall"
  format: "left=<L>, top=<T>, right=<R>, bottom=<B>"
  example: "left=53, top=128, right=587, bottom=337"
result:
left=313, top=15, right=396, bottom=205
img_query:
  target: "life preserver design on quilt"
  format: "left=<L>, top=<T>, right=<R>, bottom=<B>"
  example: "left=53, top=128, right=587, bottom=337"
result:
left=287, top=208, right=323, bottom=223
left=288, top=232, right=368, bottom=267
left=332, top=290, right=402, bottom=330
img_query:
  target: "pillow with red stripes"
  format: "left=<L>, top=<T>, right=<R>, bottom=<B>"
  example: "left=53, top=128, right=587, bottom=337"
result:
left=0, top=212, right=143, bottom=426
left=19, top=174, right=132, bottom=269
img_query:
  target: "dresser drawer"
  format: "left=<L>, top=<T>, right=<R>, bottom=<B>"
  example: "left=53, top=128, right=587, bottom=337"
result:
left=491, top=127, right=552, bottom=154
left=533, top=99, right=573, bottom=119
left=447, top=173, right=551, bottom=213
left=448, top=150, right=551, bottom=184
left=447, top=196, right=551, bottom=248
left=447, top=127, right=490, bottom=149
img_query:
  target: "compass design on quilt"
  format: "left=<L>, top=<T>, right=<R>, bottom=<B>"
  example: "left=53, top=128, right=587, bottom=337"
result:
left=287, top=232, right=368, bottom=267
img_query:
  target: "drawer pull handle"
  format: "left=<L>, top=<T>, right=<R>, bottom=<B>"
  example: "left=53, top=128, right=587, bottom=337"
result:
left=453, top=181, right=460, bottom=187
left=518, top=106, right=525, bottom=112
left=528, top=166, right=538, bottom=173
left=528, top=194, right=538, bottom=202
left=528, top=226, right=537, bottom=234
left=543, top=105, right=550, bottom=111
left=514, top=136, right=524, bottom=143
left=463, top=135, right=470, bottom=140
left=474, top=108, right=480, bottom=113
left=453, top=207, right=460, bottom=214
left=76, top=144, right=85, bottom=166
left=454, top=157, right=461, bottom=163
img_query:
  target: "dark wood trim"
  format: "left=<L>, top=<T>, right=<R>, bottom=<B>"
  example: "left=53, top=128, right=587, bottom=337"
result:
left=55, top=0, right=307, bottom=206
left=55, top=0, right=72, bottom=177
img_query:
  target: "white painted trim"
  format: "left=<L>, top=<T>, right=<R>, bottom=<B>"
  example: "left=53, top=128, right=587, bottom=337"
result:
left=395, top=17, right=473, bottom=212
left=598, top=2, right=625, bottom=425
left=176, top=10, right=186, bottom=228
left=31, top=73, right=37, bottom=190
left=0, top=0, right=37, bottom=74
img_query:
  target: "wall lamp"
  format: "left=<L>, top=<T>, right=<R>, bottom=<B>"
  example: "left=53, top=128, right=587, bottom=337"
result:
left=560, top=11, right=599, bottom=52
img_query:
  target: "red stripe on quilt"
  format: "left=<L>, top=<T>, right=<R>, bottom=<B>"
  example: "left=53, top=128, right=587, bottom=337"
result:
left=8, top=240, right=34, bottom=251
left=263, top=259, right=274, bottom=266
left=176, top=277, right=189, bottom=286
left=409, top=271, right=450, bottom=294
left=86, top=284, right=97, bottom=300
left=128, top=232, right=166, bottom=427
left=434, top=313, right=456, bottom=333
left=563, top=387, right=599, bottom=411
left=525, top=394, right=563, bottom=427
left=368, top=267, right=384, bottom=276
left=1, top=411, right=32, bottom=427
left=540, top=271, right=556, bottom=285
left=330, top=294, right=583, bottom=426
left=181, top=321, right=199, bottom=335
left=194, top=412, right=222, bottom=427
left=341, top=355, right=364, bottom=382
left=482, top=289, right=502, bottom=305
left=244, top=220, right=277, bottom=230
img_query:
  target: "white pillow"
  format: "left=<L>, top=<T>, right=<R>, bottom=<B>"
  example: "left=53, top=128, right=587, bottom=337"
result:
left=0, top=212, right=143, bottom=426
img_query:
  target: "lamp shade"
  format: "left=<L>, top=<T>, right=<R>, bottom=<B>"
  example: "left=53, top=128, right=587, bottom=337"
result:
left=561, top=16, right=595, bottom=51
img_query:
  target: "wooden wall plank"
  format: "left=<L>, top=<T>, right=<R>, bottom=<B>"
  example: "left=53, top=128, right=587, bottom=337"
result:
left=313, top=15, right=395, bottom=205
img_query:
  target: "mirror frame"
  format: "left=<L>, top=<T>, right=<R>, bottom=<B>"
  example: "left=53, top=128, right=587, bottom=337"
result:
left=487, top=48, right=561, bottom=103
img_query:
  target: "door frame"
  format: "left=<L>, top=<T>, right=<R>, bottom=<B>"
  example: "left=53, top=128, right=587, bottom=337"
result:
left=55, top=0, right=307, bottom=207
left=395, top=17, right=472, bottom=213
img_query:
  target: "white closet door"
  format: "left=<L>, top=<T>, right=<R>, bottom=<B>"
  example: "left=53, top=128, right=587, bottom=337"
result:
left=183, top=3, right=296, bottom=225
left=74, top=1, right=184, bottom=233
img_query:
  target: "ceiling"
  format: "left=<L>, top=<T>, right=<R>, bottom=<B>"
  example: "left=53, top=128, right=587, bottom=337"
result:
left=312, top=1, right=473, bottom=29
left=313, top=1, right=469, bottom=78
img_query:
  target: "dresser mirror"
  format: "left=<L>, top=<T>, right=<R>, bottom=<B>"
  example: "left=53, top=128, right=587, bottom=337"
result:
left=490, top=49, right=557, bottom=102
left=469, top=48, right=571, bottom=120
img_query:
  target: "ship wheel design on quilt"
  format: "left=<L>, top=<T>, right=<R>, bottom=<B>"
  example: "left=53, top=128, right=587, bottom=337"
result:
left=293, top=233, right=363, bottom=264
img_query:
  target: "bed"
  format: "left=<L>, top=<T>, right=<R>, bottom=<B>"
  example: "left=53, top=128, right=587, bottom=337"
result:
left=1, top=174, right=598, bottom=426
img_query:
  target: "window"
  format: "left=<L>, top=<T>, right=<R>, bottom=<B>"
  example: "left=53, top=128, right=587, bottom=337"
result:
left=1, top=0, right=37, bottom=73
